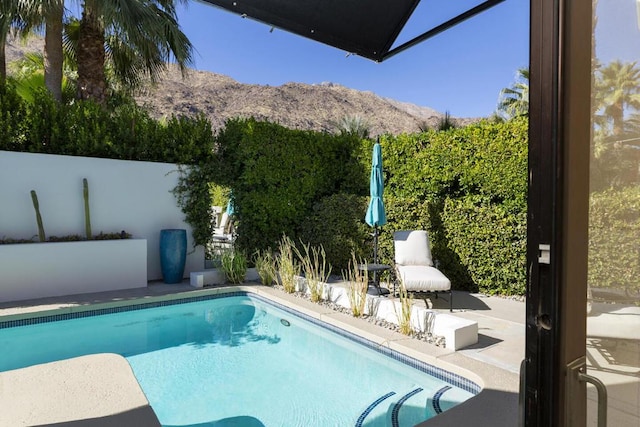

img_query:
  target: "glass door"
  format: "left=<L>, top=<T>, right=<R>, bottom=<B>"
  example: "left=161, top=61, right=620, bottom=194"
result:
left=587, top=0, right=640, bottom=425
left=526, top=0, right=639, bottom=424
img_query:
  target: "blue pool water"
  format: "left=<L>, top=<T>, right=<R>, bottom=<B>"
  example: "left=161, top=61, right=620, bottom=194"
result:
left=0, top=293, right=478, bottom=426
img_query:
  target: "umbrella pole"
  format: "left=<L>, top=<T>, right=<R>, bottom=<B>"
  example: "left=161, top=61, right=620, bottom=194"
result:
left=374, top=225, right=378, bottom=264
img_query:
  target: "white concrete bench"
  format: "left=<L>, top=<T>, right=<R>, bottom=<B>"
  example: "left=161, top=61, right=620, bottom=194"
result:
left=432, top=313, right=478, bottom=350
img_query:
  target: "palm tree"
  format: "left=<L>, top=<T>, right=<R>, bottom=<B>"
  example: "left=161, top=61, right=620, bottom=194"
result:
left=75, top=0, right=193, bottom=104
left=8, top=50, right=76, bottom=102
left=43, top=0, right=64, bottom=101
left=0, top=0, right=23, bottom=85
left=497, top=67, right=529, bottom=120
left=336, top=114, right=370, bottom=139
left=595, top=60, right=640, bottom=136
left=1, top=1, right=66, bottom=100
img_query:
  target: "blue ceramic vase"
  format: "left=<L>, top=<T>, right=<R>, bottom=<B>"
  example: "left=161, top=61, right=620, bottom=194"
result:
left=160, top=229, right=187, bottom=284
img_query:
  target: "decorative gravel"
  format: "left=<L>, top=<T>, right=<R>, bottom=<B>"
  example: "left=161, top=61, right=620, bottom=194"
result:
left=272, top=284, right=447, bottom=348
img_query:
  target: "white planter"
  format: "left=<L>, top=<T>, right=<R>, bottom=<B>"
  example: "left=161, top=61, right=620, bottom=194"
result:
left=0, top=239, right=147, bottom=303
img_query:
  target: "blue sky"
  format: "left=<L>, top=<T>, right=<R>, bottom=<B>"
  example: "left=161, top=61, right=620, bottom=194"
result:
left=596, top=0, right=640, bottom=64
left=176, top=0, right=530, bottom=118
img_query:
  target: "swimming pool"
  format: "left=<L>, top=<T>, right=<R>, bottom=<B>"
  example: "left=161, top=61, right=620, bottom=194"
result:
left=0, top=292, right=479, bottom=426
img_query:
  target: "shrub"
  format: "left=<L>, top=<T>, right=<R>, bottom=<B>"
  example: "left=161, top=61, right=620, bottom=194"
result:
left=299, top=193, right=371, bottom=273
left=172, top=165, right=215, bottom=248
left=276, top=235, right=300, bottom=293
left=394, top=282, right=414, bottom=335
left=220, top=249, right=248, bottom=284
left=442, top=195, right=526, bottom=295
left=588, top=187, right=640, bottom=293
left=1, top=83, right=531, bottom=297
left=211, top=118, right=368, bottom=254
left=295, top=242, right=331, bottom=302
left=254, top=249, right=277, bottom=286
left=344, top=253, right=368, bottom=317
left=0, top=83, right=28, bottom=150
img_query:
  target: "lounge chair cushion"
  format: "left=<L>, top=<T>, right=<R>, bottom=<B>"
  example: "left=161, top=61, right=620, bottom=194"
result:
left=396, top=265, right=451, bottom=291
left=393, top=230, right=433, bottom=267
left=214, top=212, right=231, bottom=236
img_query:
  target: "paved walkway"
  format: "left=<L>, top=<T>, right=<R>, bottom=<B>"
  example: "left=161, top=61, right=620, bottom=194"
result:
left=415, top=290, right=525, bottom=374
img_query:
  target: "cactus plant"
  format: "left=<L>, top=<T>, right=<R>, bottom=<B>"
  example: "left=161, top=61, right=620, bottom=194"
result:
left=30, top=190, right=45, bottom=242
left=83, top=178, right=92, bottom=239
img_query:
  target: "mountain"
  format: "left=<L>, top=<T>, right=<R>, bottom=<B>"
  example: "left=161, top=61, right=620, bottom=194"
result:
left=6, top=36, right=479, bottom=136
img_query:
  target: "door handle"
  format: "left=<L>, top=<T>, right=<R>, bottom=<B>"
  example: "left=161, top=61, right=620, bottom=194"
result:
left=566, top=357, right=608, bottom=426
left=519, top=359, right=526, bottom=427
left=535, top=313, right=552, bottom=330
left=578, top=371, right=608, bottom=427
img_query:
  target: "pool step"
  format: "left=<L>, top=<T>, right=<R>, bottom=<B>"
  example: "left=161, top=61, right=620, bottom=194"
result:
left=357, top=385, right=455, bottom=427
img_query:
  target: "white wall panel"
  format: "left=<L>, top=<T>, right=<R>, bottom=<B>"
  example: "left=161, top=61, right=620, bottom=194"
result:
left=0, top=151, right=204, bottom=281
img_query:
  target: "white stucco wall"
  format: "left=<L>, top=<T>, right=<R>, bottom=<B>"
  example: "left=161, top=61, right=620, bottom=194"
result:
left=0, top=151, right=204, bottom=281
left=0, top=240, right=148, bottom=302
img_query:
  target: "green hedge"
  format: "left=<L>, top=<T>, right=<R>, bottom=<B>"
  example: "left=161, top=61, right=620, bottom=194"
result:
left=443, top=196, right=526, bottom=295
left=211, top=118, right=368, bottom=253
left=1, top=83, right=532, bottom=295
left=0, top=85, right=214, bottom=165
left=0, top=84, right=28, bottom=150
left=588, top=187, right=640, bottom=293
left=299, top=193, right=371, bottom=271
left=379, top=118, right=528, bottom=295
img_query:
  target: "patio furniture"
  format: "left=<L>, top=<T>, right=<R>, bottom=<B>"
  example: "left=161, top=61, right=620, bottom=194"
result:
left=357, top=263, right=391, bottom=295
left=210, top=211, right=235, bottom=257
left=393, top=230, right=452, bottom=311
left=213, top=211, right=232, bottom=237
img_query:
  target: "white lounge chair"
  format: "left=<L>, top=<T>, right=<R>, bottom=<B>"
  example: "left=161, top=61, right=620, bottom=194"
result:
left=393, top=230, right=452, bottom=311
left=211, top=211, right=235, bottom=254
left=213, top=211, right=232, bottom=237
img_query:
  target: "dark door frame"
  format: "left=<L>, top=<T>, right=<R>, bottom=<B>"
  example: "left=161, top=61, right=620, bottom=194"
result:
left=526, top=0, right=592, bottom=425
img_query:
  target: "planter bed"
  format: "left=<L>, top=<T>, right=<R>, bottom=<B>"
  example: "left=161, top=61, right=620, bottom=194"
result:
left=0, top=239, right=147, bottom=303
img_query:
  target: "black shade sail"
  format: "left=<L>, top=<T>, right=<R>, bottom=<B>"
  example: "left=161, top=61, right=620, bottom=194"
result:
left=197, top=0, right=506, bottom=62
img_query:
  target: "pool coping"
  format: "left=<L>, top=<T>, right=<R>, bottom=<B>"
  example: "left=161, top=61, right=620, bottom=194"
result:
left=0, top=285, right=519, bottom=426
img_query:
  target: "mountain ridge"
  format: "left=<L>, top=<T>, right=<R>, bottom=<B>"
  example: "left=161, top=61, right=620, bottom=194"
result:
left=6, top=36, right=481, bottom=136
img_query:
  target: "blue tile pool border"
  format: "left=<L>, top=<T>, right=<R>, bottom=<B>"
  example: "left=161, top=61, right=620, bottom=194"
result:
left=432, top=385, right=453, bottom=414
left=0, top=291, right=247, bottom=329
left=0, top=290, right=481, bottom=395
left=391, top=388, right=424, bottom=427
left=355, top=391, right=396, bottom=427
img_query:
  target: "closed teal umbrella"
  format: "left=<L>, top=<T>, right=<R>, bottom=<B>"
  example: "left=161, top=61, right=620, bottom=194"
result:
left=226, top=192, right=235, bottom=216
left=365, top=142, right=387, bottom=263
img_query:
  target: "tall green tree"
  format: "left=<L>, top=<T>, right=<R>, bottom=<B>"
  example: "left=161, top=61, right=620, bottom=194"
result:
left=43, top=0, right=63, bottom=101
left=595, top=60, right=640, bottom=136
left=76, top=0, right=193, bottom=104
left=336, top=114, right=370, bottom=139
left=0, top=0, right=23, bottom=85
left=1, top=1, right=66, bottom=100
left=497, top=67, right=529, bottom=120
